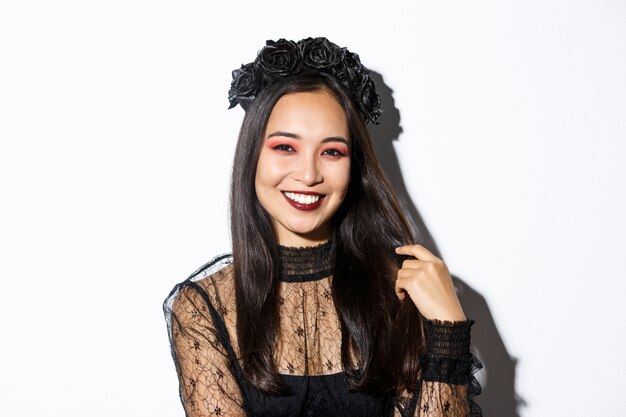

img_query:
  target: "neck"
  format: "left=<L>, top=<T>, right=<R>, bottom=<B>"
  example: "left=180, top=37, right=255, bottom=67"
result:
left=276, top=239, right=335, bottom=282
left=274, top=225, right=331, bottom=248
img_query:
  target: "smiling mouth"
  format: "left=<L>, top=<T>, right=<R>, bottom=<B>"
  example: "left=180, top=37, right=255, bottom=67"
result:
left=283, top=192, right=324, bottom=204
left=281, top=191, right=326, bottom=211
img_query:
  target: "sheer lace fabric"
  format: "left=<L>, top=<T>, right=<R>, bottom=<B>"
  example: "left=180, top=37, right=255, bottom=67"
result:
left=164, top=243, right=482, bottom=416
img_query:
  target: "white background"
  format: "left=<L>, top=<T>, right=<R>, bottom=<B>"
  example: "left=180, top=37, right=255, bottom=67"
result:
left=1, top=1, right=625, bottom=416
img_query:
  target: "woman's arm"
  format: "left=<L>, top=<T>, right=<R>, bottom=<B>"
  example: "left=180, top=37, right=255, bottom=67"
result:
left=393, top=319, right=482, bottom=417
left=392, top=244, right=482, bottom=416
left=166, top=284, right=247, bottom=417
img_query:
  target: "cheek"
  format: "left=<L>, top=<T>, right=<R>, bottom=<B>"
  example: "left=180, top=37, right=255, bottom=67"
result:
left=254, top=162, right=277, bottom=211
left=328, top=160, right=351, bottom=196
left=255, top=152, right=282, bottom=187
left=254, top=154, right=270, bottom=197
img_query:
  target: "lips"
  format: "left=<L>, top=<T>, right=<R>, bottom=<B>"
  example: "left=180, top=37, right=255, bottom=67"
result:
left=282, top=191, right=326, bottom=211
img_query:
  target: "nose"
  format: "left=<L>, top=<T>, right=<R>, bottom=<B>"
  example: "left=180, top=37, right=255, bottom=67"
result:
left=293, top=153, right=323, bottom=186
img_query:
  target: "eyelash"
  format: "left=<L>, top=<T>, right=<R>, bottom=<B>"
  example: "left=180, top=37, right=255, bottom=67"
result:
left=273, top=144, right=295, bottom=152
left=321, top=148, right=347, bottom=157
left=272, top=144, right=347, bottom=157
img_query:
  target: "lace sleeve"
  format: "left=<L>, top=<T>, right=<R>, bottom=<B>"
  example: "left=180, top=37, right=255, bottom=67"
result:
left=392, top=319, right=483, bottom=417
left=165, top=283, right=246, bottom=417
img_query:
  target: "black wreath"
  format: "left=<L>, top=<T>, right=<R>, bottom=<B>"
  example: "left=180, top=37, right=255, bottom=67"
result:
left=227, top=37, right=383, bottom=125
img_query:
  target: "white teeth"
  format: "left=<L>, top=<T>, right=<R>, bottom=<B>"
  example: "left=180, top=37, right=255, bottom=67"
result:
left=284, top=192, right=321, bottom=205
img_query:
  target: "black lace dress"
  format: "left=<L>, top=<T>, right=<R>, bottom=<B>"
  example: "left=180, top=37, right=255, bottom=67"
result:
left=163, top=241, right=482, bottom=416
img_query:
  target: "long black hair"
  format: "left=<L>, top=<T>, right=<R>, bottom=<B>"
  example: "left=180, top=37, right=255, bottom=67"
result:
left=229, top=71, right=424, bottom=395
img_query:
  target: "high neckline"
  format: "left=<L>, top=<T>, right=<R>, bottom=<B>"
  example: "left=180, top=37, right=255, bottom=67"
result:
left=276, top=240, right=335, bottom=282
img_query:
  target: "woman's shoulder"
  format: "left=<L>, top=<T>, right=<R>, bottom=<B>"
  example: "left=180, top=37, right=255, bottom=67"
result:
left=163, top=254, right=240, bottom=355
left=186, top=252, right=235, bottom=286
left=163, top=253, right=236, bottom=315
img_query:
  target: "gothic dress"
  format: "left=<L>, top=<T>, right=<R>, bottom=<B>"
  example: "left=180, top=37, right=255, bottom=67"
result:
left=163, top=241, right=482, bottom=416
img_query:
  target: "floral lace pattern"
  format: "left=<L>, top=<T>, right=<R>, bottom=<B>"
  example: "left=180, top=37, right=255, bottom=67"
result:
left=163, top=243, right=482, bottom=416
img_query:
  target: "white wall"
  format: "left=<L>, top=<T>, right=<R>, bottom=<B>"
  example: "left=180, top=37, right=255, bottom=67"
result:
left=1, top=1, right=624, bottom=416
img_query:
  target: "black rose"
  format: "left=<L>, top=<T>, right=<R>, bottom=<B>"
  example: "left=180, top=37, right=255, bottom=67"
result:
left=227, top=37, right=383, bottom=121
left=333, top=51, right=366, bottom=90
left=228, top=63, right=261, bottom=110
left=299, top=37, right=343, bottom=70
left=359, top=76, right=383, bottom=124
left=253, top=39, right=302, bottom=81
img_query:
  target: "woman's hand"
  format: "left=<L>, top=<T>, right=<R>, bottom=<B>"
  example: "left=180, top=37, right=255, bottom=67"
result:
left=395, top=244, right=466, bottom=322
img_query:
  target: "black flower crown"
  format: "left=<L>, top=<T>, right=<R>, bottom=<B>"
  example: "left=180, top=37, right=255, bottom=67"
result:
left=227, top=37, right=383, bottom=124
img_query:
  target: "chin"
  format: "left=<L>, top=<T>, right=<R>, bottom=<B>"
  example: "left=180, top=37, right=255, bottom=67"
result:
left=278, top=221, right=331, bottom=243
left=288, top=225, right=323, bottom=237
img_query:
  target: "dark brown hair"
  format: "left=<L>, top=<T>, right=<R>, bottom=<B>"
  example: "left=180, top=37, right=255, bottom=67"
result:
left=230, top=71, right=424, bottom=395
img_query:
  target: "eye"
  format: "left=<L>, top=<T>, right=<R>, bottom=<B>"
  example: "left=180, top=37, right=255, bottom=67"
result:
left=273, top=144, right=295, bottom=152
left=321, top=148, right=347, bottom=157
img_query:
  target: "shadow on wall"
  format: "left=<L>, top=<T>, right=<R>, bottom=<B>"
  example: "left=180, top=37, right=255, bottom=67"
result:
left=367, top=71, right=525, bottom=417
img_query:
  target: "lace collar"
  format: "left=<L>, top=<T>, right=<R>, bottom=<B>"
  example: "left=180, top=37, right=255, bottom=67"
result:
left=276, top=239, right=335, bottom=282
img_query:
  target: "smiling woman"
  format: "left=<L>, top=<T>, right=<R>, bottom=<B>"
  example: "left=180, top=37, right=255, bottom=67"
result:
left=163, top=37, right=483, bottom=417
left=255, top=90, right=351, bottom=247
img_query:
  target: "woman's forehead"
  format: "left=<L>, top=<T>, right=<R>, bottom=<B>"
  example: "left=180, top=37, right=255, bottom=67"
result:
left=265, top=91, right=350, bottom=141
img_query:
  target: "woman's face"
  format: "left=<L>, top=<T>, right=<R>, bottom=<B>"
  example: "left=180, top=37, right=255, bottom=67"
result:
left=255, top=90, right=351, bottom=247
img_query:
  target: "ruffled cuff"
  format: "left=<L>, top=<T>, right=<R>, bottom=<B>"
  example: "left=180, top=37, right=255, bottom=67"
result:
left=424, top=318, right=473, bottom=358
left=421, top=318, right=479, bottom=384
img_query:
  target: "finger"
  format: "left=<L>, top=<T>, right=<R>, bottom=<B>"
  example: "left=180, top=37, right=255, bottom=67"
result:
left=395, top=277, right=407, bottom=301
left=401, top=259, right=423, bottom=270
left=395, top=244, right=439, bottom=262
left=397, top=267, right=422, bottom=280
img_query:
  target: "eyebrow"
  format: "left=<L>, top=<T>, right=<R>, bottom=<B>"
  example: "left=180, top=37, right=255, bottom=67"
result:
left=266, top=131, right=350, bottom=146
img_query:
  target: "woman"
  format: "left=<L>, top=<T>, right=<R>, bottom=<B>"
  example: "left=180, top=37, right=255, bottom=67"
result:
left=164, top=37, right=482, bottom=417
